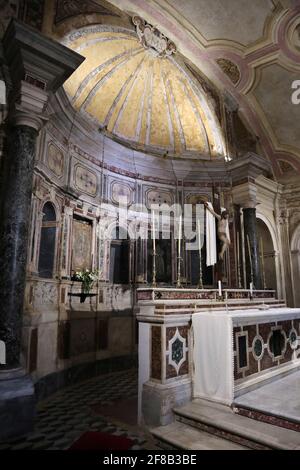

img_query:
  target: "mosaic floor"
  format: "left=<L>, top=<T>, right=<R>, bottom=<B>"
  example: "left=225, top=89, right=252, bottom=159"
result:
left=0, top=369, right=157, bottom=450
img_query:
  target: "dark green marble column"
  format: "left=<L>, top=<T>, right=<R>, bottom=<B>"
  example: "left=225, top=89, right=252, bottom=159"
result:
left=0, top=124, right=38, bottom=368
left=243, top=207, right=261, bottom=290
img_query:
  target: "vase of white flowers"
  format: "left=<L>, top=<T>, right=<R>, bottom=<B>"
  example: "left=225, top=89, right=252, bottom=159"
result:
left=73, top=269, right=99, bottom=299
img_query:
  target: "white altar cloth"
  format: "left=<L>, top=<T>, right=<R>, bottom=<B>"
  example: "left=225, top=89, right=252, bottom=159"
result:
left=192, top=311, right=234, bottom=405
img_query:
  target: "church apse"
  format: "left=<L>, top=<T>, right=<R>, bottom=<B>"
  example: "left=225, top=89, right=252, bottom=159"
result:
left=1, top=11, right=293, bottom=432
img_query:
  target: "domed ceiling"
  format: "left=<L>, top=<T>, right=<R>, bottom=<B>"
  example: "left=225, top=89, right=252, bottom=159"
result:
left=63, top=21, right=225, bottom=158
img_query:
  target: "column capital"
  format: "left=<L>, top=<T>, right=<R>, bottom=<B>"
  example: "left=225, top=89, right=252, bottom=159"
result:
left=9, top=80, right=49, bottom=131
left=232, top=181, right=257, bottom=209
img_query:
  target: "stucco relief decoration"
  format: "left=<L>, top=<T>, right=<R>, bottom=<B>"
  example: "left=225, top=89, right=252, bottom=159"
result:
left=278, top=160, right=295, bottom=174
left=216, top=58, right=241, bottom=85
left=111, top=181, right=133, bottom=206
left=47, top=143, right=64, bottom=178
left=146, top=189, right=173, bottom=209
left=167, top=328, right=188, bottom=375
left=132, top=16, right=176, bottom=58
left=74, top=164, right=97, bottom=197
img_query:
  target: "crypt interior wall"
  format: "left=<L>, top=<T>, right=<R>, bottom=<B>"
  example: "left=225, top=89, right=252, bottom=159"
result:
left=1, top=2, right=299, bottom=400
left=19, top=84, right=227, bottom=395
left=19, top=91, right=288, bottom=398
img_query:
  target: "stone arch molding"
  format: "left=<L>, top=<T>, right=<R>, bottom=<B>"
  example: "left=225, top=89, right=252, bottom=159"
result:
left=256, top=212, right=279, bottom=255
left=105, top=219, right=136, bottom=241
left=290, top=223, right=300, bottom=307
left=256, top=211, right=281, bottom=297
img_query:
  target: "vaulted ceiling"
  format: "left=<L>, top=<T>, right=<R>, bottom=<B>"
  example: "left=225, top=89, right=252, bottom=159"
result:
left=7, top=0, right=297, bottom=178
left=63, top=25, right=225, bottom=158
left=105, top=0, right=300, bottom=179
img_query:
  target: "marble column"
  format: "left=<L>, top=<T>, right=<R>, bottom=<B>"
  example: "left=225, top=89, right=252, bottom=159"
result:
left=0, top=19, right=84, bottom=441
left=0, top=124, right=39, bottom=367
left=243, top=207, right=261, bottom=289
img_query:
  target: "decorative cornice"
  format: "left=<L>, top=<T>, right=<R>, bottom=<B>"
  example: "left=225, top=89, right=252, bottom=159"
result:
left=3, top=19, right=85, bottom=92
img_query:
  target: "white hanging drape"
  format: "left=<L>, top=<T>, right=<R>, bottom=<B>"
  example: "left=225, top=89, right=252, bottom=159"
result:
left=206, top=202, right=217, bottom=266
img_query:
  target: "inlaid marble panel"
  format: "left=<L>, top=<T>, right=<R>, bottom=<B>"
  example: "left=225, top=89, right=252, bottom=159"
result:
left=151, top=326, right=161, bottom=380
left=47, top=143, right=64, bottom=178
left=146, top=189, right=173, bottom=209
left=111, top=180, right=134, bottom=206
left=74, top=164, right=98, bottom=197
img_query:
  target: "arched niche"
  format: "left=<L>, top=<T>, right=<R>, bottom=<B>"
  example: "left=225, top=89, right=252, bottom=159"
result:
left=291, top=223, right=300, bottom=307
left=185, top=198, right=212, bottom=287
left=256, top=217, right=277, bottom=292
left=38, top=202, right=57, bottom=279
left=109, top=225, right=131, bottom=285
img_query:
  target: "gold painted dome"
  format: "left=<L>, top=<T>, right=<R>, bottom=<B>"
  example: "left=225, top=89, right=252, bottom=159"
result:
left=63, top=24, right=225, bottom=158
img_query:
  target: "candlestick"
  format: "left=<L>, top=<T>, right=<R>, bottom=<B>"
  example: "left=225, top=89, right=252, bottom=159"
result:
left=177, top=214, right=182, bottom=288
left=178, top=214, right=182, bottom=258
left=152, top=210, right=156, bottom=286
left=152, top=210, right=156, bottom=253
left=198, top=219, right=203, bottom=289
left=218, top=280, right=222, bottom=297
left=250, top=282, right=253, bottom=296
left=260, top=237, right=266, bottom=290
left=237, top=231, right=242, bottom=288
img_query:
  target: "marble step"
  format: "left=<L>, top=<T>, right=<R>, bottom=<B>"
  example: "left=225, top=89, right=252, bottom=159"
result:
left=151, top=421, right=248, bottom=450
left=233, top=369, right=300, bottom=432
left=173, top=399, right=300, bottom=450
left=154, top=301, right=286, bottom=314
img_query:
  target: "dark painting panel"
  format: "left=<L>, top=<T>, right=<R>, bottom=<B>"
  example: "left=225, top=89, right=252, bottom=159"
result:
left=72, top=219, right=92, bottom=272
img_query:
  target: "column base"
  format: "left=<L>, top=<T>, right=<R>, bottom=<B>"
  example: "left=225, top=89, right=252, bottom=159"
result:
left=142, top=378, right=192, bottom=427
left=0, top=368, right=36, bottom=441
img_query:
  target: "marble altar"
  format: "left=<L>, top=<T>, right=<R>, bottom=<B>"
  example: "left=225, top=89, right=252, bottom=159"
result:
left=137, top=287, right=300, bottom=426
left=193, top=308, right=300, bottom=405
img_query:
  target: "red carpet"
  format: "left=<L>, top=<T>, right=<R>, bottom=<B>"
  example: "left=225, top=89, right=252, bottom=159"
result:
left=69, top=431, right=134, bottom=451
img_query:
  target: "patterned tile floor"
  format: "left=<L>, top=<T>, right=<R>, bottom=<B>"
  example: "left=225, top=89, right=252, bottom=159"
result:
left=0, top=369, right=158, bottom=450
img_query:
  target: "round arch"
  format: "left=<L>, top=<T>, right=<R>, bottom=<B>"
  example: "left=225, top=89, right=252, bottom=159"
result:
left=38, top=201, right=58, bottom=279
left=256, top=212, right=281, bottom=296
left=106, top=220, right=134, bottom=285
left=290, top=223, right=300, bottom=307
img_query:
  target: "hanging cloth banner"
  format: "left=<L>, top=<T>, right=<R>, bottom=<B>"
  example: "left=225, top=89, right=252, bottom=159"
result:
left=206, top=202, right=217, bottom=266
